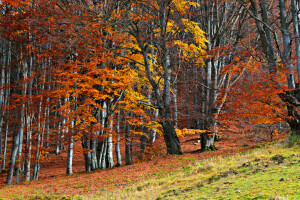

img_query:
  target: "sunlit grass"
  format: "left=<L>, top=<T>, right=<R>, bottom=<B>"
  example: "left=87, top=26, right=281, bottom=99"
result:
left=103, top=143, right=300, bottom=200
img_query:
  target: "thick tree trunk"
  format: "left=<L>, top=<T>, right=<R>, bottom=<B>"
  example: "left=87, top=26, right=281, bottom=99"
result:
left=161, top=51, right=182, bottom=155
left=201, top=131, right=217, bottom=151
left=287, top=107, right=300, bottom=137
left=162, top=120, right=182, bottom=155
left=90, top=138, right=98, bottom=171
left=283, top=89, right=300, bottom=140
left=279, top=0, right=296, bottom=89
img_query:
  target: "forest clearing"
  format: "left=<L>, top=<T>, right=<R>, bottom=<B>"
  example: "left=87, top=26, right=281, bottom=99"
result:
left=0, top=0, right=300, bottom=199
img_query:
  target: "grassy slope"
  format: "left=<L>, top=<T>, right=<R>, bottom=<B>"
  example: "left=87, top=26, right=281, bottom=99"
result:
left=1, top=143, right=299, bottom=200
left=108, top=143, right=300, bottom=200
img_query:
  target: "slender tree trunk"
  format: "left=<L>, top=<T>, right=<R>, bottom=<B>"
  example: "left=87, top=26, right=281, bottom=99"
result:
left=291, top=0, right=300, bottom=87
left=125, top=113, right=132, bottom=165
left=66, top=135, right=74, bottom=175
left=149, top=109, right=158, bottom=145
left=115, top=113, right=122, bottom=167
left=106, top=114, right=114, bottom=168
left=6, top=129, right=20, bottom=185
left=24, top=59, right=33, bottom=181
left=32, top=131, right=41, bottom=180
left=55, top=121, right=61, bottom=155
left=2, top=112, right=8, bottom=171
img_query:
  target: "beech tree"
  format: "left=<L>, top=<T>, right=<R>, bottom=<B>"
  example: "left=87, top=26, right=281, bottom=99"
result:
left=119, top=0, right=207, bottom=154
left=236, top=0, right=300, bottom=138
left=173, top=0, right=250, bottom=150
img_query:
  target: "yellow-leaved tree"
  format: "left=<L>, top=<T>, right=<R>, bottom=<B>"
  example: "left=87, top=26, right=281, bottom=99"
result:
left=113, top=0, right=208, bottom=154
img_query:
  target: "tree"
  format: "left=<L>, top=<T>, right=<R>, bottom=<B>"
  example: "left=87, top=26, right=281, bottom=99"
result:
left=237, top=0, right=300, bottom=138
left=119, top=0, right=207, bottom=154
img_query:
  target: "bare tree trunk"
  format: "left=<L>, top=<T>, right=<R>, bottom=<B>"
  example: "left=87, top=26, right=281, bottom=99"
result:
left=125, top=112, right=132, bottom=165
left=291, top=0, right=300, bottom=87
left=24, top=57, right=33, bottom=181
left=172, top=85, right=178, bottom=128
left=115, top=113, right=122, bottom=167
left=90, top=138, right=98, bottom=171
left=279, top=0, right=296, bottom=89
left=6, top=129, right=20, bottom=185
left=106, top=114, right=114, bottom=168
left=2, top=60, right=10, bottom=172
left=32, top=131, right=41, bottom=180
left=66, top=135, right=74, bottom=175
left=82, top=136, right=92, bottom=172
left=55, top=120, right=61, bottom=155
left=2, top=112, right=9, bottom=171
left=149, top=109, right=158, bottom=145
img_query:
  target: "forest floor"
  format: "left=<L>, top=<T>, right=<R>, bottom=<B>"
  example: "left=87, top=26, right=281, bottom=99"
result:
left=0, top=129, right=290, bottom=199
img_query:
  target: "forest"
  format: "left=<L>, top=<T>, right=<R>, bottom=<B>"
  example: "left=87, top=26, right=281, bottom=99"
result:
left=0, top=0, right=299, bottom=198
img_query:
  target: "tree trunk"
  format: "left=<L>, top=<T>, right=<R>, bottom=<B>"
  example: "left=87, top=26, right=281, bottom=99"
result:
left=279, top=0, right=296, bottom=89
left=106, top=115, right=114, bottom=168
left=6, top=128, right=20, bottom=185
left=125, top=114, right=132, bottom=165
left=162, top=120, right=182, bottom=155
left=1, top=113, right=8, bottom=171
left=90, top=138, right=98, bottom=171
left=291, top=0, right=300, bottom=87
left=201, top=131, right=217, bottom=151
left=115, top=113, right=122, bottom=167
left=82, top=137, right=92, bottom=172
left=32, top=132, right=41, bottom=180
left=66, top=136, right=73, bottom=175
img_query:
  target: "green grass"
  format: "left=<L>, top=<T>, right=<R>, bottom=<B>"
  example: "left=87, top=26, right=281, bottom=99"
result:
left=104, top=142, right=300, bottom=200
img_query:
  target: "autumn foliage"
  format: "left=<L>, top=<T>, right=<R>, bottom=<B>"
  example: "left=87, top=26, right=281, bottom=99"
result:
left=0, top=0, right=299, bottom=185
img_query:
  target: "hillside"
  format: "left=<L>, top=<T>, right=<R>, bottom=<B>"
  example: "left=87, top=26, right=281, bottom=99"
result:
left=0, top=131, right=298, bottom=199
left=112, top=143, right=300, bottom=200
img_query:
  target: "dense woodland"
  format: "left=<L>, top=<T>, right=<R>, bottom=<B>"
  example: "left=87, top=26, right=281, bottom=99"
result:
left=0, top=0, right=299, bottom=185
